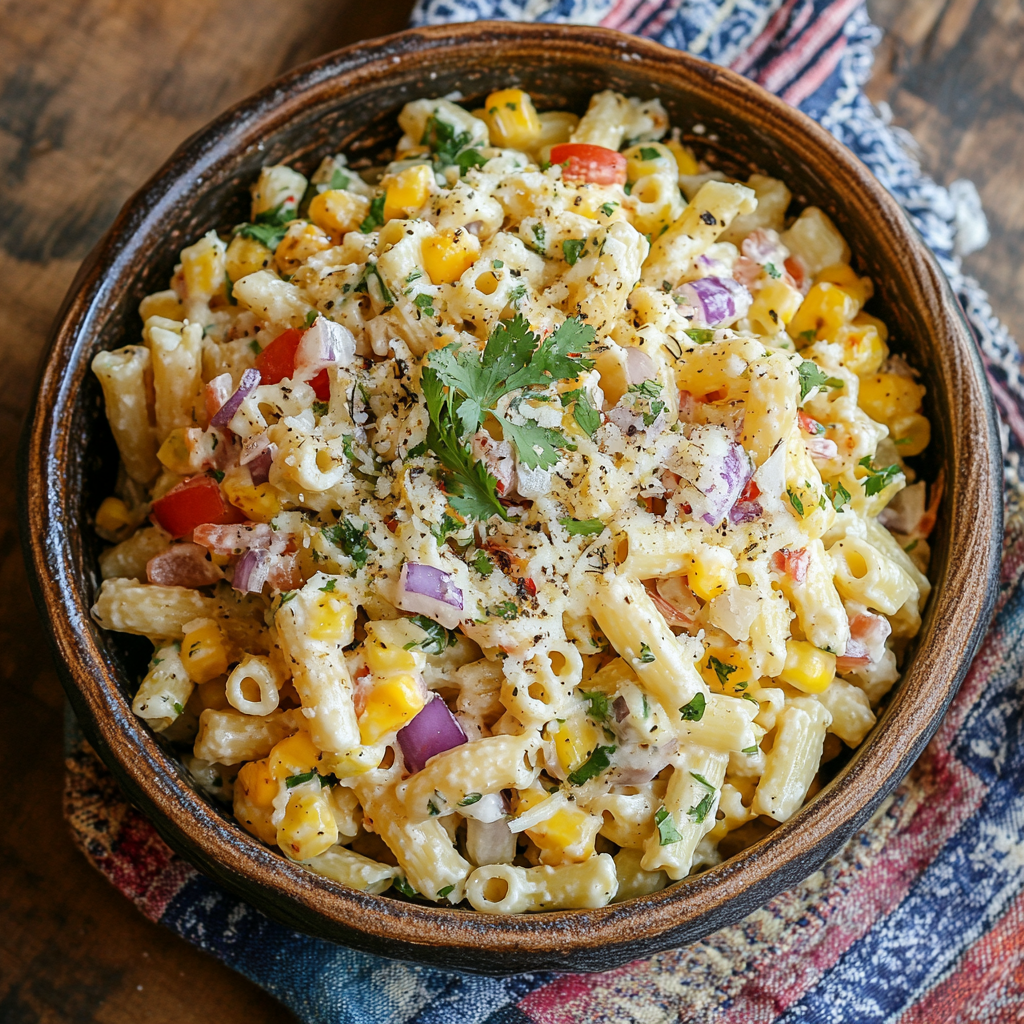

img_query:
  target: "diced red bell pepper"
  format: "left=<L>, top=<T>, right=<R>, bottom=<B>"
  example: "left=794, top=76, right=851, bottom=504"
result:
left=254, top=327, right=330, bottom=400
left=739, top=478, right=760, bottom=503
left=151, top=475, right=244, bottom=539
left=798, top=410, right=825, bottom=436
left=549, top=143, right=627, bottom=186
left=770, top=546, right=809, bottom=584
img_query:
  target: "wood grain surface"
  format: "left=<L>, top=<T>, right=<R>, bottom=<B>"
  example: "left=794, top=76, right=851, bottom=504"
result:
left=1, top=0, right=1019, bottom=1019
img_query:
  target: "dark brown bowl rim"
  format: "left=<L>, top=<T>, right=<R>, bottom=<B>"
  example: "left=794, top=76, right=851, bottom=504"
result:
left=18, top=20, right=1003, bottom=975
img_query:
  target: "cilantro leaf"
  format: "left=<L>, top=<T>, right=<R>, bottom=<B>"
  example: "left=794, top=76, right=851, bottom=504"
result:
left=558, top=517, right=605, bottom=536
left=567, top=745, right=615, bottom=786
left=413, top=293, right=436, bottom=317
left=826, top=480, right=852, bottom=511
left=487, top=600, right=519, bottom=620
left=684, top=328, right=715, bottom=345
left=392, top=876, right=418, bottom=897
left=319, top=579, right=336, bottom=593
left=679, top=693, right=706, bottom=721
left=562, top=238, right=586, bottom=266
left=560, top=388, right=601, bottom=436
left=322, top=519, right=370, bottom=569
left=471, top=550, right=494, bottom=576
left=788, top=488, right=805, bottom=516
left=639, top=642, right=656, bottom=664
left=455, top=149, right=486, bottom=175
left=687, top=772, right=717, bottom=823
left=359, top=194, right=386, bottom=233
left=708, top=656, right=736, bottom=686
left=498, top=416, right=569, bottom=470
left=436, top=884, right=455, bottom=899
left=764, top=262, right=781, bottom=279
left=798, top=360, right=844, bottom=401
left=580, top=690, right=611, bottom=722
left=458, top=793, right=482, bottom=806
left=654, top=805, right=683, bottom=845
left=421, top=115, right=471, bottom=164
left=235, top=221, right=287, bottom=250
left=599, top=202, right=618, bottom=217
left=172, top=702, right=185, bottom=716
left=742, top=744, right=760, bottom=755
left=858, top=457, right=902, bottom=497
left=286, top=770, right=317, bottom=789
left=638, top=146, right=661, bottom=161
left=628, top=380, right=662, bottom=399
left=403, top=614, right=458, bottom=656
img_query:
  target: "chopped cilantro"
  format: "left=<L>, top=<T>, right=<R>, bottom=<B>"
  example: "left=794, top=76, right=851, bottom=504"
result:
left=679, top=692, right=706, bottom=722
left=798, top=360, right=844, bottom=401
left=684, top=328, right=715, bottom=344
left=422, top=114, right=471, bottom=164
left=471, top=550, right=494, bottom=576
left=304, top=310, right=317, bottom=328
left=741, top=744, right=760, bottom=755
left=392, top=876, right=418, bottom=897
left=788, top=488, right=805, bottom=516
left=858, top=456, right=902, bottom=496
left=764, top=262, right=781, bottom=279
left=354, top=262, right=393, bottom=307
left=623, top=180, right=633, bottom=195
left=687, top=772, right=716, bottom=823
left=359, top=194, right=386, bottom=233
left=328, top=168, right=350, bottom=190
left=580, top=690, right=611, bottom=722
left=411, top=292, right=435, bottom=318
left=567, top=745, right=615, bottom=786
left=638, top=146, right=661, bottom=161
left=235, top=221, right=288, bottom=250
left=488, top=601, right=519, bottom=620
left=826, top=480, right=852, bottom=511
left=319, top=579, right=336, bottom=592
left=455, top=149, right=486, bottom=175
left=639, top=642, right=656, bottom=664
left=437, top=884, right=455, bottom=899
left=431, top=512, right=462, bottom=543
left=286, top=770, right=317, bottom=789
left=562, top=238, right=586, bottom=266
left=654, top=805, right=682, bottom=845
left=628, top=379, right=662, bottom=399
left=405, top=269, right=423, bottom=284
left=559, top=387, right=601, bottom=436
left=279, top=591, right=296, bottom=606
left=558, top=517, right=605, bottom=536
left=708, top=656, right=736, bottom=686
left=248, top=339, right=262, bottom=355
left=422, top=315, right=596, bottom=516
left=530, top=223, right=546, bottom=253
left=599, top=202, right=618, bottom=217
left=172, top=702, right=185, bottom=716
left=209, top=469, right=225, bottom=483
left=312, top=400, right=329, bottom=417
left=458, top=793, right=482, bottom=807
left=799, top=328, right=818, bottom=345
left=905, top=539, right=919, bottom=553
left=403, top=614, right=458, bottom=655
left=322, top=519, right=370, bottom=569
left=492, top=259, right=504, bottom=269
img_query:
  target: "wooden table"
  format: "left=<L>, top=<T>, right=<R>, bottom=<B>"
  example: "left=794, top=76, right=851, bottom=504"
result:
left=2, top=1, right=1020, bottom=1019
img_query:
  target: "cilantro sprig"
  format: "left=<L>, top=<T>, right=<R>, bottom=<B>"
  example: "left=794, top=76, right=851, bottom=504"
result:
left=567, top=745, right=615, bottom=786
left=798, top=360, right=844, bottom=402
left=422, top=315, right=596, bottom=518
left=858, top=456, right=902, bottom=496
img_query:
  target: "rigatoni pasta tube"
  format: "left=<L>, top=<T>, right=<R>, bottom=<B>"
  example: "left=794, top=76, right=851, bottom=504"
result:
left=589, top=574, right=708, bottom=723
left=142, top=316, right=203, bottom=439
left=464, top=853, right=618, bottom=913
left=91, top=346, right=159, bottom=483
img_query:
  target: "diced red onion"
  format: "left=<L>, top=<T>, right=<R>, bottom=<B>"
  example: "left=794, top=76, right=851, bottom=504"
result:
left=655, top=577, right=700, bottom=627
left=677, top=276, right=752, bottom=327
left=624, top=347, right=656, bottom=385
left=699, top=441, right=752, bottom=525
left=612, top=695, right=630, bottom=722
left=294, top=316, right=356, bottom=380
left=247, top=444, right=276, bottom=485
left=836, top=637, right=872, bottom=672
left=805, top=437, right=839, bottom=460
left=397, top=562, right=464, bottom=629
left=211, top=368, right=261, bottom=427
left=610, top=743, right=674, bottom=787
left=267, top=551, right=302, bottom=592
left=146, top=543, right=223, bottom=588
left=397, top=695, right=467, bottom=774
left=205, top=373, right=233, bottom=423
left=232, top=547, right=271, bottom=594
left=240, top=432, right=272, bottom=464
left=729, top=499, right=763, bottom=524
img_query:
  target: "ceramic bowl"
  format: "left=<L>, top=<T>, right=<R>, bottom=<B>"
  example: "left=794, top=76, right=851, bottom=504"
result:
left=19, top=21, right=1003, bottom=975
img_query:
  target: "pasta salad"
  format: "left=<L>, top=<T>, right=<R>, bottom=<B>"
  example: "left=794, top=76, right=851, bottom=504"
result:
left=90, top=87, right=938, bottom=914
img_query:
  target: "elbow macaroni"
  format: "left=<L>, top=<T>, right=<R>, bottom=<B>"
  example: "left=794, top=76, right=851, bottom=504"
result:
left=89, top=87, right=934, bottom=913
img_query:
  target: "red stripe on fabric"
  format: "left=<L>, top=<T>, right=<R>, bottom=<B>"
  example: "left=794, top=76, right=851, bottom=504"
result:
left=518, top=972, right=599, bottom=1022
left=599, top=0, right=643, bottom=29
left=718, top=639, right=1001, bottom=1022
left=755, top=0, right=859, bottom=93
left=731, top=0, right=802, bottom=74
left=636, top=0, right=682, bottom=39
left=988, top=374, right=1024, bottom=449
left=779, top=34, right=847, bottom=106
left=895, top=886, right=1024, bottom=1024
left=618, top=0, right=667, bottom=33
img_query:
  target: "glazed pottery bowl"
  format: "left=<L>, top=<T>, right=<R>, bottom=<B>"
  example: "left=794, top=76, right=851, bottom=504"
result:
left=19, top=21, right=1002, bottom=975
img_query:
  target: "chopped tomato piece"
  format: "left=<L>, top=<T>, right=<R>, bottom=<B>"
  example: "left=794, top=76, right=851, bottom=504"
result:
left=739, top=478, right=760, bottom=503
left=255, top=328, right=330, bottom=400
left=771, top=547, right=809, bottom=583
left=784, top=256, right=806, bottom=290
left=151, top=475, right=244, bottom=538
left=798, top=411, right=825, bottom=436
left=549, top=143, right=627, bottom=186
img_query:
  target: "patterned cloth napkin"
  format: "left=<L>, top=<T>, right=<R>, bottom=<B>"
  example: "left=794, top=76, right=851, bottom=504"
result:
left=63, top=1, right=1024, bottom=1021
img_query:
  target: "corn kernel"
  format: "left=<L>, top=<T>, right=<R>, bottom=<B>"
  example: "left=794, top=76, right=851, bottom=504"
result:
left=889, top=412, right=931, bottom=456
left=358, top=675, right=426, bottom=744
left=222, top=467, right=280, bottom=523
left=180, top=232, right=225, bottom=302
left=156, top=428, right=194, bottom=475
left=483, top=89, right=542, bottom=150
left=665, top=138, right=700, bottom=176
left=748, top=279, right=804, bottom=336
left=274, top=221, right=332, bottom=274
left=318, top=744, right=386, bottom=779
left=225, top=234, right=272, bottom=282
left=309, top=189, right=370, bottom=235
left=182, top=620, right=228, bottom=684
left=277, top=790, right=338, bottom=861
left=139, top=289, right=185, bottom=322
left=382, top=164, right=433, bottom=221
left=237, top=758, right=278, bottom=809
left=779, top=639, right=836, bottom=694
left=700, top=647, right=751, bottom=692
left=422, top=228, right=481, bottom=285
left=623, top=141, right=677, bottom=182
left=95, top=496, right=133, bottom=537
left=688, top=548, right=736, bottom=602
left=516, top=791, right=599, bottom=864
left=789, top=282, right=859, bottom=343
left=269, top=731, right=322, bottom=781
left=551, top=718, right=600, bottom=774
left=814, top=262, right=874, bottom=306
left=852, top=310, right=889, bottom=344
left=858, top=372, right=925, bottom=423
left=835, top=322, right=889, bottom=376
left=309, top=594, right=356, bottom=643
left=363, top=635, right=419, bottom=675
